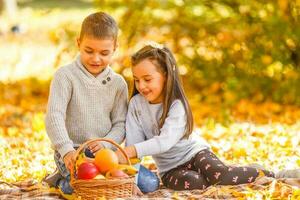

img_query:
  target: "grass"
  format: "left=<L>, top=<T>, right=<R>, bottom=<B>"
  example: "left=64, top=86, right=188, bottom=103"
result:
left=18, top=0, right=95, bottom=10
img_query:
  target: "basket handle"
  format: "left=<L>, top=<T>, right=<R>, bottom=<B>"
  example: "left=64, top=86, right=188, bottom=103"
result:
left=70, top=138, right=131, bottom=181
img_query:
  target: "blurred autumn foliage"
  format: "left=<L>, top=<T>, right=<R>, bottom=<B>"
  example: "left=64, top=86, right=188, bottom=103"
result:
left=1, top=0, right=300, bottom=124
left=98, top=0, right=300, bottom=106
left=0, top=2, right=300, bottom=198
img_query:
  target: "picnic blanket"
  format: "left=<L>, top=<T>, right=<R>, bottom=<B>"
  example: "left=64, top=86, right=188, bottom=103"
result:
left=1, top=177, right=300, bottom=200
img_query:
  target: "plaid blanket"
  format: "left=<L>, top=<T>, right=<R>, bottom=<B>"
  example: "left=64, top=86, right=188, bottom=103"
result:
left=0, top=181, right=61, bottom=200
left=1, top=177, right=299, bottom=200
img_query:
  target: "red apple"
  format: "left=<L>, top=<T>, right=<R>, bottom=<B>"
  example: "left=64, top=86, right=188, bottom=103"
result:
left=77, top=162, right=99, bottom=179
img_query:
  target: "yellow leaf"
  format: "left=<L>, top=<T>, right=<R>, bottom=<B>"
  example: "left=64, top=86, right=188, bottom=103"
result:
left=297, top=159, right=300, bottom=167
left=232, top=147, right=247, bottom=158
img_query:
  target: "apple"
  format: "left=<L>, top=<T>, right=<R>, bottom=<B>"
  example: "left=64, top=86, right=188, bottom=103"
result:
left=106, top=169, right=129, bottom=179
left=77, top=162, right=99, bottom=179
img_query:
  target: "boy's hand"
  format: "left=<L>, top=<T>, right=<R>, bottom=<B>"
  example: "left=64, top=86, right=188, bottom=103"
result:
left=63, top=150, right=76, bottom=172
left=87, top=141, right=104, bottom=154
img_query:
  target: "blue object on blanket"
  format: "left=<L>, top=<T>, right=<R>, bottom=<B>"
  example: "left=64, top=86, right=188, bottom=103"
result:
left=137, top=165, right=160, bottom=193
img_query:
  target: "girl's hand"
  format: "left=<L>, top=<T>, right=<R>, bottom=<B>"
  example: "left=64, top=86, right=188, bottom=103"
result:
left=63, top=150, right=77, bottom=172
left=115, top=149, right=128, bottom=164
left=116, top=146, right=138, bottom=164
left=87, top=141, right=104, bottom=154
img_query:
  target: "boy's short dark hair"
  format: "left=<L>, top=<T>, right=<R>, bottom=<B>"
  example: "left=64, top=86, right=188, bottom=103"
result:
left=79, top=12, right=118, bottom=42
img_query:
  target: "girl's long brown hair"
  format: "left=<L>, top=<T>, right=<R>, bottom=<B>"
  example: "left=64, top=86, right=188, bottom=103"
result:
left=131, top=44, right=193, bottom=138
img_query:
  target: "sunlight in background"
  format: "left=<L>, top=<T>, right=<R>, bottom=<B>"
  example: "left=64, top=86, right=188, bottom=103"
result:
left=0, top=4, right=95, bottom=82
left=0, top=1, right=299, bottom=198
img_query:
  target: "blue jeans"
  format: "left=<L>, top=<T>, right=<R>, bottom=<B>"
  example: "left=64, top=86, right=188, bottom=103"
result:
left=53, top=150, right=73, bottom=194
left=137, top=165, right=160, bottom=193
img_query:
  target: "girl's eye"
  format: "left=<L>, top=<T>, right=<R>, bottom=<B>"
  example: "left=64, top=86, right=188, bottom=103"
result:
left=85, top=50, right=93, bottom=54
left=101, top=51, right=110, bottom=56
left=145, top=79, right=151, bottom=82
left=134, top=79, right=139, bottom=83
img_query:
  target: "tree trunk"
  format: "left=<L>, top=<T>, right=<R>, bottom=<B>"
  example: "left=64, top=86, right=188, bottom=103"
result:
left=3, top=0, right=18, bottom=18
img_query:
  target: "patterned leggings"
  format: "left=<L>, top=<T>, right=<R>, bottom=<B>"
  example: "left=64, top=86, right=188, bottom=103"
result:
left=161, top=149, right=274, bottom=190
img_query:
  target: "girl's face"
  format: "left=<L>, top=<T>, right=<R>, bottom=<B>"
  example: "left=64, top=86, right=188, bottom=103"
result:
left=132, top=59, right=166, bottom=104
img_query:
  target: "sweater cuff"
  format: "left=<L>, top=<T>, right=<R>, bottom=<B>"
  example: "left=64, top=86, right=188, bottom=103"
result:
left=134, top=139, right=161, bottom=158
left=134, top=143, right=146, bottom=158
left=101, top=142, right=115, bottom=150
left=58, top=144, right=75, bottom=159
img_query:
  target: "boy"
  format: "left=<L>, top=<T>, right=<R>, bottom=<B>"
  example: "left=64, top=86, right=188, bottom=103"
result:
left=44, top=12, right=128, bottom=196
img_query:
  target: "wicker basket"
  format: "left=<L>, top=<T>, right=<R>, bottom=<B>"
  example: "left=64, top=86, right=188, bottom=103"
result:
left=70, top=138, right=135, bottom=200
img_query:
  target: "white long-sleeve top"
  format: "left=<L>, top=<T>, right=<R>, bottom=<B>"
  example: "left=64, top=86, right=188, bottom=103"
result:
left=126, top=94, right=209, bottom=176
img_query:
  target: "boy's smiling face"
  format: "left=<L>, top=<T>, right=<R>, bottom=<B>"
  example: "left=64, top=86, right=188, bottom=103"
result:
left=77, top=36, right=116, bottom=77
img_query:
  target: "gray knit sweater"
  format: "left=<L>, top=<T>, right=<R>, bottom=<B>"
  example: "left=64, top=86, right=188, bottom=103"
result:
left=125, top=94, right=209, bottom=176
left=45, top=55, right=128, bottom=158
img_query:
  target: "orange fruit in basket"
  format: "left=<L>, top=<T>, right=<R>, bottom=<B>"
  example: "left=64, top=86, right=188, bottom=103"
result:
left=94, top=148, right=119, bottom=174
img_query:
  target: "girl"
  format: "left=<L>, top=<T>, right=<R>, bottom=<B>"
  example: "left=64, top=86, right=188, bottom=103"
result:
left=116, top=42, right=275, bottom=190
